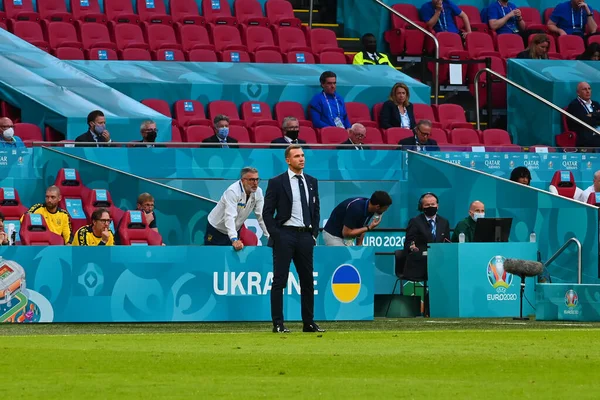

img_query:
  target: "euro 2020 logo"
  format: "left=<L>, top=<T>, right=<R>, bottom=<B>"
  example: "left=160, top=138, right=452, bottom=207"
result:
left=487, top=255, right=513, bottom=292
left=565, top=289, right=579, bottom=308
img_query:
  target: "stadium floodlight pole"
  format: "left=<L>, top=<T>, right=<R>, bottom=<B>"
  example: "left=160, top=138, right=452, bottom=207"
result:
left=372, top=0, right=440, bottom=105
left=309, top=0, right=314, bottom=29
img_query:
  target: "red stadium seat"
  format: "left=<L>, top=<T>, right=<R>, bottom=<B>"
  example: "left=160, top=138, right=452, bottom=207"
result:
left=118, top=210, right=163, bottom=245
left=430, top=127, right=448, bottom=144
left=433, top=32, right=469, bottom=85
left=153, top=48, right=185, bottom=61
left=449, top=128, right=482, bottom=145
left=465, top=31, right=500, bottom=58
left=12, top=21, right=49, bottom=51
left=235, top=0, right=269, bottom=27
left=455, top=5, right=488, bottom=32
left=170, top=0, right=205, bottom=25
left=211, top=24, right=247, bottom=52
left=519, top=7, right=546, bottom=31
left=202, top=0, right=237, bottom=26
left=113, top=23, right=148, bottom=50
left=253, top=49, right=283, bottom=63
left=186, top=48, right=218, bottom=61
left=177, top=24, right=215, bottom=52
left=14, top=123, right=43, bottom=146
left=275, top=101, right=312, bottom=127
left=208, top=101, right=245, bottom=126
left=587, top=192, right=600, bottom=206
left=54, top=46, right=85, bottom=59
left=79, top=22, right=115, bottom=50
left=171, top=125, right=183, bottom=142
left=549, top=170, right=580, bottom=199
left=309, top=28, right=344, bottom=55
left=241, top=101, right=277, bottom=127
left=70, top=0, right=105, bottom=23
left=3, top=0, right=39, bottom=21
left=265, top=0, right=302, bottom=28
left=557, top=35, right=585, bottom=60
left=384, top=4, right=426, bottom=56
left=136, top=0, right=172, bottom=25
left=363, top=127, right=384, bottom=145
left=54, top=168, right=91, bottom=232
left=183, top=125, right=213, bottom=142
left=497, top=34, right=524, bottom=59
left=468, top=55, right=507, bottom=109
left=373, top=102, right=384, bottom=127
left=346, top=102, right=377, bottom=128
left=219, top=50, right=251, bottom=62
left=588, top=35, right=600, bottom=46
left=120, top=47, right=152, bottom=60
left=277, top=27, right=311, bottom=53
left=144, top=23, right=181, bottom=51
left=104, top=0, right=139, bottom=24
left=83, top=189, right=124, bottom=229
left=239, top=224, right=258, bottom=245
left=482, top=129, right=521, bottom=151
left=229, top=125, right=251, bottom=142
left=284, top=51, right=315, bottom=64
left=47, top=22, right=82, bottom=50
left=141, top=99, right=171, bottom=118
left=19, top=213, right=64, bottom=246
left=0, top=187, right=28, bottom=221
left=385, top=127, right=413, bottom=144
left=317, top=51, right=347, bottom=64
left=542, top=8, right=554, bottom=23
left=412, top=103, right=443, bottom=129
left=87, top=47, right=118, bottom=59
left=435, top=104, right=473, bottom=130
left=244, top=25, right=278, bottom=52
left=174, top=100, right=211, bottom=127
left=252, top=125, right=281, bottom=143
left=299, top=126, right=318, bottom=143
left=38, top=0, right=72, bottom=22
left=319, top=127, right=348, bottom=147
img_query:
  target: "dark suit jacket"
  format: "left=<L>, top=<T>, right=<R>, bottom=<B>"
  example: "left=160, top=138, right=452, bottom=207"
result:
left=398, top=136, right=439, bottom=151
left=402, top=213, right=450, bottom=280
left=566, top=98, right=600, bottom=147
left=270, top=137, right=309, bottom=149
left=201, top=134, right=239, bottom=148
left=74, top=131, right=110, bottom=147
left=379, top=100, right=416, bottom=130
left=337, top=139, right=371, bottom=150
left=263, top=171, right=320, bottom=245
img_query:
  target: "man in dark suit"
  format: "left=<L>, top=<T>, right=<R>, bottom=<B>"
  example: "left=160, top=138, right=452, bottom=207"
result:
left=337, top=123, right=371, bottom=150
left=566, top=81, right=600, bottom=148
left=75, top=110, right=111, bottom=147
left=263, top=144, right=323, bottom=333
left=398, top=120, right=439, bottom=151
left=202, top=114, right=239, bottom=148
left=271, top=116, right=308, bottom=149
left=133, top=120, right=158, bottom=147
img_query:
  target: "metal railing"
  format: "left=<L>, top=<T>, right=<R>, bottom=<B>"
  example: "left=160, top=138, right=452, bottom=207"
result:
left=474, top=68, right=600, bottom=136
left=308, top=0, right=314, bottom=29
left=373, top=0, right=440, bottom=105
left=543, top=237, right=583, bottom=284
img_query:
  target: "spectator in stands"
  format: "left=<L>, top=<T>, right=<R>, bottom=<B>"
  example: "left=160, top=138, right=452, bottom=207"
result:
left=420, top=0, right=472, bottom=37
left=271, top=117, right=308, bottom=148
left=72, top=208, right=114, bottom=246
left=202, top=115, right=238, bottom=148
left=451, top=200, right=485, bottom=242
left=379, top=83, right=416, bottom=129
left=577, top=42, right=600, bottom=60
left=0, top=117, right=23, bottom=148
left=547, top=0, right=597, bottom=37
left=338, top=123, right=370, bottom=150
left=23, top=185, right=72, bottom=244
left=353, top=33, right=395, bottom=68
left=0, top=211, right=9, bottom=246
left=323, top=191, right=392, bottom=246
left=509, top=166, right=532, bottom=185
left=205, top=167, right=269, bottom=250
left=487, top=0, right=526, bottom=36
left=566, top=81, right=600, bottom=147
left=309, top=71, right=351, bottom=129
left=75, top=110, right=111, bottom=146
left=577, top=170, right=600, bottom=202
left=136, top=120, right=157, bottom=146
left=136, top=193, right=158, bottom=233
left=517, top=33, right=550, bottom=59
left=398, top=120, right=439, bottom=151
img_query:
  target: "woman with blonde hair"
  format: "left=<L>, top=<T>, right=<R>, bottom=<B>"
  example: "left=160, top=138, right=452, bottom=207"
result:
left=379, top=82, right=416, bottom=129
left=517, top=33, right=550, bottom=59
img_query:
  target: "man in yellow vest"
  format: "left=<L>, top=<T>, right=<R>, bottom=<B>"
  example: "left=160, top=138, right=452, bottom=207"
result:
left=353, top=33, right=396, bottom=69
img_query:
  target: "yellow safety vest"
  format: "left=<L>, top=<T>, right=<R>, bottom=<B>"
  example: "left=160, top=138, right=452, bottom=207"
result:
left=353, top=51, right=395, bottom=68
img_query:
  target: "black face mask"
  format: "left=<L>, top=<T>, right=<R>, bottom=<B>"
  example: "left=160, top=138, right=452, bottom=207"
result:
left=365, top=44, right=377, bottom=54
left=423, top=206, right=438, bottom=217
left=286, top=130, right=299, bottom=141
left=145, top=130, right=157, bottom=142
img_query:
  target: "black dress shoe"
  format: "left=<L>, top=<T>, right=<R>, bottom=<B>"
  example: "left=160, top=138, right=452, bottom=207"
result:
left=303, top=323, right=325, bottom=332
left=272, top=324, right=290, bottom=333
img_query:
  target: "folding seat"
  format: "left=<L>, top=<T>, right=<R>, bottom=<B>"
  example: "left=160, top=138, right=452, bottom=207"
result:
left=455, top=5, right=488, bottom=33
left=136, top=0, right=172, bottom=25
left=319, top=127, right=349, bottom=147
left=70, top=0, right=105, bottom=23
left=202, top=0, right=237, bottom=26
left=79, top=22, right=115, bottom=50
left=208, top=101, right=245, bottom=126
left=497, top=34, right=524, bottom=59
left=120, top=48, right=152, bottom=60
left=528, top=33, right=560, bottom=59
left=435, top=104, right=473, bottom=130
left=153, top=49, right=186, bottom=60
left=275, top=101, right=312, bottom=127
left=543, top=8, right=554, bottom=23
left=277, top=27, right=311, bottom=53
left=253, top=49, right=283, bottom=63
left=177, top=24, right=215, bottom=52
left=265, top=0, right=302, bottom=28
left=113, top=23, right=148, bottom=50
left=104, top=0, right=139, bottom=24
left=14, top=122, right=43, bottom=146
left=482, top=128, right=521, bottom=151
left=346, top=102, right=377, bottom=128
left=12, top=21, right=49, bottom=50
left=557, top=35, right=585, bottom=60
left=385, top=127, right=413, bottom=145
left=363, top=127, right=384, bottom=146
left=86, top=48, right=118, bottom=60
left=430, top=127, right=449, bottom=145
left=587, top=192, right=600, bottom=206
left=54, top=47, right=85, bottom=59
left=186, top=48, right=218, bottom=61
left=449, top=128, right=482, bottom=146
left=317, top=51, right=347, bottom=64
left=253, top=125, right=282, bottom=143
left=383, top=4, right=426, bottom=56
left=174, top=100, right=211, bottom=127
left=518, top=7, right=546, bottom=31
left=241, top=101, right=278, bottom=127
left=244, top=26, right=279, bottom=53
left=83, top=189, right=125, bottom=229
left=549, top=170, right=582, bottom=199
left=229, top=125, right=251, bottom=142
left=184, top=125, right=213, bottom=142
left=38, top=0, right=73, bottom=22
left=465, top=32, right=500, bottom=58
left=211, top=25, right=247, bottom=52
left=144, top=24, right=181, bottom=51
left=309, top=28, right=344, bottom=55
left=235, top=0, right=269, bottom=27
left=54, top=168, right=91, bottom=232
left=299, top=126, right=318, bottom=143
left=412, top=103, right=443, bottom=129
left=141, top=99, right=171, bottom=118
left=171, top=126, right=183, bottom=142
left=46, top=22, right=83, bottom=50
left=19, top=214, right=64, bottom=245
left=239, top=224, right=258, bottom=245
left=284, top=51, right=315, bottom=64
left=468, top=55, right=506, bottom=109
left=373, top=102, right=384, bottom=127
left=117, top=210, right=163, bottom=245
left=219, top=50, right=251, bottom=62
left=170, top=0, right=205, bottom=26
left=0, top=187, right=27, bottom=242
left=3, top=0, right=39, bottom=21
left=430, top=32, right=468, bottom=86
left=589, top=35, right=600, bottom=46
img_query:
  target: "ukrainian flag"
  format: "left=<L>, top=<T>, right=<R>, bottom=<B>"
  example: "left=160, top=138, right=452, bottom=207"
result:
left=331, top=264, right=361, bottom=303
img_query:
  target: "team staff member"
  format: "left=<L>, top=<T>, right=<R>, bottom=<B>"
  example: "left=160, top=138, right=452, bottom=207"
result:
left=451, top=200, right=485, bottom=242
left=75, top=110, right=111, bottom=146
left=263, top=145, right=323, bottom=334
left=72, top=208, right=114, bottom=246
left=137, top=193, right=159, bottom=233
left=352, top=33, right=395, bottom=68
left=323, top=191, right=393, bottom=246
left=205, top=167, right=269, bottom=250
left=23, top=185, right=72, bottom=244
left=308, top=71, right=351, bottom=129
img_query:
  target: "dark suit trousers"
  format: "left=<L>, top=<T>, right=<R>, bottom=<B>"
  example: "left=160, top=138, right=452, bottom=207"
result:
left=271, top=228, right=315, bottom=325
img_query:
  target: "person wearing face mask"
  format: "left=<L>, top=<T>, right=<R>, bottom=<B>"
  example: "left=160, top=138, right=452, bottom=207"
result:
left=451, top=200, right=485, bottom=243
left=202, top=114, right=239, bottom=148
left=398, top=120, right=440, bottom=151
left=308, top=71, right=351, bottom=129
left=135, top=120, right=158, bottom=147
left=338, top=123, right=371, bottom=150
left=353, top=33, right=395, bottom=68
left=136, top=192, right=159, bottom=233
left=0, top=117, right=24, bottom=149
left=271, top=116, right=308, bottom=148
left=75, top=110, right=112, bottom=147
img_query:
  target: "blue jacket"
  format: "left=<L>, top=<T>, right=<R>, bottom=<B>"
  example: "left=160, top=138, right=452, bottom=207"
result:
left=308, top=91, right=351, bottom=129
left=0, top=136, right=24, bottom=148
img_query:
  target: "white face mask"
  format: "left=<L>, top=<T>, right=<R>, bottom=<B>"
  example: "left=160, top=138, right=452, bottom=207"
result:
left=3, top=127, right=14, bottom=140
left=472, top=212, right=485, bottom=221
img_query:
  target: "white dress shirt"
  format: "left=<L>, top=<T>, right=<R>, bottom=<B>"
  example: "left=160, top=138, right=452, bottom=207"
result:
left=578, top=185, right=595, bottom=203
left=399, top=107, right=410, bottom=128
left=207, top=180, right=269, bottom=239
left=283, top=168, right=310, bottom=228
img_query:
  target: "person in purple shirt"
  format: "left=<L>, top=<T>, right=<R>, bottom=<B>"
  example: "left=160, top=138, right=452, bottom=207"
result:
left=0, top=117, right=24, bottom=149
left=547, top=0, right=597, bottom=37
left=420, top=0, right=472, bottom=38
left=487, top=0, right=527, bottom=35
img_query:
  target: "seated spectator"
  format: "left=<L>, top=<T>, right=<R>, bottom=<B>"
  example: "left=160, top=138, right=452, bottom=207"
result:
left=309, top=71, right=351, bottom=129
left=353, top=33, right=395, bottom=68
left=517, top=33, right=550, bottom=59
left=338, top=123, right=370, bottom=150
left=487, top=0, right=526, bottom=36
left=566, top=81, right=600, bottom=147
left=75, top=110, right=111, bottom=146
left=0, top=117, right=24, bottom=148
left=577, top=42, right=600, bottom=60
left=23, top=185, right=72, bottom=244
left=451, top=200, right=485, bottom=242
left=379, top=83, right=416, bottom=129
left=271, top=117, right=308, bottom=148
left=135, top=120, right=158, bottom=146
left=577, top=169, right=600, bottom=201
left=420, top=0, right=471, bottom=37
left=0, top=211, right=9, bottom=246
left=136, top=192, right=158, bottom=233
left=202, top=115, right=239, bottom=148
left=547, top=0, right=597, bottom=38
left=509, top=166, right=532, bottom=185
left=72, top=208, right=114, bottom=246
left=398, top=120, right=439, bottom=151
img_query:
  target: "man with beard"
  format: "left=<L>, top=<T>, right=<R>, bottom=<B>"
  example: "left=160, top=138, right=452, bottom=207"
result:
left=23, top=185, right=72, bottom=244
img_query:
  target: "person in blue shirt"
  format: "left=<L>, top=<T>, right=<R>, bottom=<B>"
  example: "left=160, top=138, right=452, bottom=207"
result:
left=547, top=0, right=597, bottom=37
left=487, top=0, right=527, bottom=35
left=0, top=118, right=24, bottom=148
left=420, top=0, right=472, bottom=37
left=308, top=71, right=351, bottom=129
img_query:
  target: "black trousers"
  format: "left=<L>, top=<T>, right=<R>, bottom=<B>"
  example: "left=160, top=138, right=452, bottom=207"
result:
left=270, top=228, right=315, bottom=325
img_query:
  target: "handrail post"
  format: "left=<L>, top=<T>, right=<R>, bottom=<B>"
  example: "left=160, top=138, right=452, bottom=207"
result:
left=372, top=0, right=440, bottom=105
left=543, top=238, right=583, bottom=284
left=308, top=0, right=314, bottom=29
